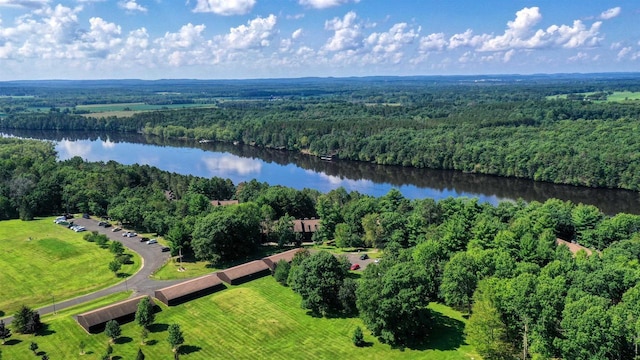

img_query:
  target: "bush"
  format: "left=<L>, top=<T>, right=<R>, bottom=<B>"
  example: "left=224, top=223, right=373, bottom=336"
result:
left=273, top=259, right=291, bottom=286
left=352, top=326, right=364, bottom=347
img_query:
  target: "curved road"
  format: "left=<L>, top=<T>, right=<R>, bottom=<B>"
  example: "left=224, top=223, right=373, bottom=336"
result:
left=1, top=218, right=183, bottom=324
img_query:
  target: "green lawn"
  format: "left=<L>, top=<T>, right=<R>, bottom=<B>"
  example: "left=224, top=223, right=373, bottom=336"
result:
left=546, top=91, right=640, bottom=102
left=0, top=276, right=479, bottom=359
left=0, top=217, right=141, bottom=314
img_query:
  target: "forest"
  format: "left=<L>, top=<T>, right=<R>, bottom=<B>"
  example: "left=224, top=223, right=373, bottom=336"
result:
left=2, top=74, right=640, bottom=191
left=3, top=136, right=640, bottom=359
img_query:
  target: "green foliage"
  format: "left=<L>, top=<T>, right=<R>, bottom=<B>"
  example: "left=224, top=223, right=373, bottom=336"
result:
left=352, top=326, right=364, bottom=347
left=273, top=259, right=291, bottom=286
left=167, top=323, right=184, bottom=352
left=0, top=320, right=11, bottom=344
left=289, top=251, right=346, bottom=316
left=135, top=297, right=155, bottom=329
left=357, top=260, right=431, bottom=346
left=191, top=203, right=262, bottom=263
left=440, top=252, right=478, bottom=314
left=29, top=341, right=38, bottom=354
left=109, top=241, right=125, bottom=255
left=104, top=320, right=121, bottom=343
left=12, top=306, right=42, bottom=334
left=108, top=260, right=122, bottom=275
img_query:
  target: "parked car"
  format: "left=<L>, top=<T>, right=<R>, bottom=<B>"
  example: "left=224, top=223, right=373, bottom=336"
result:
left=350, top=263, right=360, bottom=271
left=112, top=227, right=121, bottom=232
left=140, top=237, right=150, bottom=243
left=161, top=246, right=170, bottom=252
left=73, top=226, right=86, bottom=232
left=98, top=221, right=108, bottom=227
left=359, top=254, right=369, bottom=260
left=82, top=213, right=90, bottom=219
left=147, top=239, right=157, bottom=245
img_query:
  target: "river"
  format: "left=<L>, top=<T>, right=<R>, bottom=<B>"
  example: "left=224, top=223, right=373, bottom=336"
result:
left=3, top=129, right=639, bottom=215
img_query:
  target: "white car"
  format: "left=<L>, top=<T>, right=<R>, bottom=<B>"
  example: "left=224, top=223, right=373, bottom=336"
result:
left=147, top=239, right=157, bottom=245
left=73, top=226, right=86, bottom=232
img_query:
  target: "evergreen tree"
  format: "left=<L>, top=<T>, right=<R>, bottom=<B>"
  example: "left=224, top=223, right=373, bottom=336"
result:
left=30, top=341, right=38, bottom=354
left=352, top=326, right=364, bottom=347
left=0, top=320, right=11, bottom=344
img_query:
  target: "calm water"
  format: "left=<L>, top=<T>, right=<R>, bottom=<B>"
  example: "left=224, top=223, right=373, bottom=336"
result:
left=4, top=130, right=640, bottom=215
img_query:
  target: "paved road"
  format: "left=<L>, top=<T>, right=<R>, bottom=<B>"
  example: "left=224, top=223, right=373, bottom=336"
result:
left=1, top=218, right=182, bottom=324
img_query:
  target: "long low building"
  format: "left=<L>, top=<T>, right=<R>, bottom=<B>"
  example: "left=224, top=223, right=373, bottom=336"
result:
left=262, top=248, right=304, bottom=271
left=155, top=274, right=226, bottom=306
left=217, top=260, right=272, bottom=285
left=76, top=295, right=154, bottom=333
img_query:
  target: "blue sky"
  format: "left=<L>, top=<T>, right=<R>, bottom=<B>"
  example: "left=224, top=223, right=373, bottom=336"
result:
left=0, top=0, right=636, bottom=80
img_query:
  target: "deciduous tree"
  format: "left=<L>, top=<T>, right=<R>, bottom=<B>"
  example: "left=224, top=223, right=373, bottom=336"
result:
left=168, top=323, right=184, bottom=353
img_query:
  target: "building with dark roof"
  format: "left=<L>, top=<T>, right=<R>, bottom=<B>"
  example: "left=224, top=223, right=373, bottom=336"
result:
left=155, top=274, right=226, bottom=306
left=76, top=295, right=154, bottom=333
left=217, top=260, right=272, bottom=285
left=262, top=248, right=304, bottom=271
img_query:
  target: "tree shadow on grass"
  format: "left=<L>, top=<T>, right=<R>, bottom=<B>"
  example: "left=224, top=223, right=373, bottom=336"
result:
left=0, top=310, right=4, bottom=317
left=179, top=344, right=202, bottom=355
left=146, top=339, right=158, bottom=346
left=4, top=339, right=22, bottom=346
left=407, top=311, right=466, bottom=351
left=37, top=323, right=56, bottom=336
left=117, top=273, right=132, bottom=278
left=36, top=350, right=47, bottom=356
left=115, top=336, right=133, bottom=345
left=148, top=323, right=168, bottom=333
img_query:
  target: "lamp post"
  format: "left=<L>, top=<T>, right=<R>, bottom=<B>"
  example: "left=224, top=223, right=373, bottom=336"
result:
left=51, top=294, right=56, bottom=314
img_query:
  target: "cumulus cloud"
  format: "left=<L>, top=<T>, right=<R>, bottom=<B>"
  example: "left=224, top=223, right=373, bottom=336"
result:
left=192, top=0, right=255, bottom=16
left=217, top=14, right=277, bottom=49
left=323, top=11, right=362, bottom=52
left=299, top=0, right=359, bottom=9
left=599, top=7, right=621, bottom=20
left=617, top=46, right=632, bottom=60
left=118, top=0, right=147, bottom=13
left=419, top=32, right=447, bottom=51
left=364, top=22, right=419, bottom=63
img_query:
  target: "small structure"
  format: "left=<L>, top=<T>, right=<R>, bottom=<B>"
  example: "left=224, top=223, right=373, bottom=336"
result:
left=155, top=274, right=226, bottom=306
left=76, top=295, right=154, bottom=333
left=556, top=238, right=594, bottom=256
left=292, top=218, right=321, bottom=241
left=217, top=260, right=272, bottom=285
left=262, top=248, right=304, bottom=271
left=210, top=200, right=239, bottom=207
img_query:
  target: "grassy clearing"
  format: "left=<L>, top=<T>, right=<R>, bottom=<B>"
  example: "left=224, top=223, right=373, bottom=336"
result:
left=546, top=91, right=640, bottom=102
left=0, top=292, right=132, bottom=360
left=0, top=217, right=141, bottom=314
left=0, top=276, right=478, bottom=359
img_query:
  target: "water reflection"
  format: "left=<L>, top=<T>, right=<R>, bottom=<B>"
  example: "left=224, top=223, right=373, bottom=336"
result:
left=3, top=129, right=640, bottom=215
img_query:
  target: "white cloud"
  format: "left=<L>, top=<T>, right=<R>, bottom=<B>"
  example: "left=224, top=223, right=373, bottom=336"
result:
left=292, top=28, right=303, bottom=40
left=0, top=0, right=49, bottom=9
left=476, top=7, right=603, bottom=52
left=419, top=32, right=446, bottom=51
left=118, top=0, right=147, bottom=13
left=599, top=7, right=621, bottom=20
left=364, top=22, right=419, bottom=63
left=323, top=11, right=362, bottom=52
left=79, top=17, right=122, bottom=57
left=299, top=0, right=359, bottom=9
left=192, top=0, right=255, bottom=16
left=448, top=29, right=489, bottom=49
left=617, top=46, right=632, bottom=60
left=217, top=14, right=277, bottom=50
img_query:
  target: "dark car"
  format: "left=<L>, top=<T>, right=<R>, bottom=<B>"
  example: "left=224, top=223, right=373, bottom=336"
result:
left=82, top=213, right=90, bottom=219
left=140, top=237, right=150, bottom=243
left=98, top=221, right=111, bottom=227
left=161, top=246, right=170, bottom=252
left=359, top=254, right=369, bottom=260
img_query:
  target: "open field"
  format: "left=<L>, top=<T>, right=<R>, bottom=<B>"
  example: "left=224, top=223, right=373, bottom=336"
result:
left=0, top=217, right=141, bottom=314
left=0, top=276, right=478, bottom=359
left=75, top=103, right=218, bottom=118
left=546, top=91, right=640, bottom=102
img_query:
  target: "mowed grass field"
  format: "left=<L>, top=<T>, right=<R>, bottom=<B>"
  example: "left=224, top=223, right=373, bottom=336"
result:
left=0, top=276, right=479, bottom=359
left=547, top=91, right=640, bottom=102
left=77, top=103, right=218, bottom=118
left=0, top=217, right=141, bottom=314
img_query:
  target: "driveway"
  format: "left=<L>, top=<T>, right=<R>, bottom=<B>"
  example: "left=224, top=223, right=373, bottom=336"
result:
left=1, top=217, right=181, bottom=324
